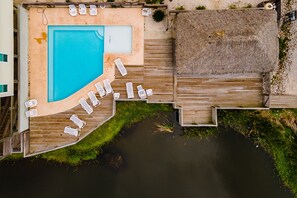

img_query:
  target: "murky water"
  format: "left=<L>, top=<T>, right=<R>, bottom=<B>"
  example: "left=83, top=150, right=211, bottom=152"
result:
left=0, top=113, right=293, bottom=198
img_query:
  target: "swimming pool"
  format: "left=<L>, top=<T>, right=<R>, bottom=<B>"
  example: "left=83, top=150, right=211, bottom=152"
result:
left=48, top=25, right=104, bottom=102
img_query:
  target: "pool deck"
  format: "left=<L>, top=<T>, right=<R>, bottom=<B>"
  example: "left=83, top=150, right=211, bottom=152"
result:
left=29, top=8, right=144, bottom=116
left=25, top=7, right=268, bottom=156
left=26, top=37, right=266, bottom=155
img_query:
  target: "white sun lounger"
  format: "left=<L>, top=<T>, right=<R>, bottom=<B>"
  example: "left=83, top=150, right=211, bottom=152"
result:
left=64, top=126, right=79, bottom=137
left=25, top=109, right=38, bottom=117
left=146, top=89, right=153, bottom=96
left=69, top=4, right=78, bottom=16
left=79, top=98, right=93, bottom=114
left=137, top=85, right=147, bottom=99
left=70, top=115, right=86, bottom=129
left=79, top=4, right=87, bottom=15
left=126, top=82, right=134, bottom=99
left=25, top=99, right=38, bottom=108
left=114, top=58, right=127, bottom=76
left=142, top=8, right=152, bottom=16
left=88, top=91, right=100, bottom=107
left=89, top=5, right=97, bottom=16
left=103, top=79, right=113, bottom=95
left=95, top=82, right=106, bottom=98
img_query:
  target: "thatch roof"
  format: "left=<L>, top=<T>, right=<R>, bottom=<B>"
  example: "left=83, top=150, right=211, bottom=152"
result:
left=175, top=10, right=279, bottom=75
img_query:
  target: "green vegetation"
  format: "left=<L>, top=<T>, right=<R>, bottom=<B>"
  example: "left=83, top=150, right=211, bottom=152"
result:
left=183, top=127, right=218, bottom=141
left=152, top=10, right=165, bottom=22
left=145, top=0, right=164, bottom=4
left=218, top=109, right=297, bottom=196
left=195, top=5, right=206, bottom=10
left=3, top=153, right=23, bottom=161
left=228, top=4, right=237, bottom=9
left=279, top=36, right=289, bottom=64
left=271, top=22, right=291, bottom=85
left=279, top=23, right=290, bottom=65
left=181, top=109, right=297, bottom=195
left=110, top=4, right=119, bottom=8
left=40, top=102, right=172, bottom=165
left=154, top=118, right=174, bottom=133
left=175, top=5, right=185, bottom=10
left=271, top=0, right=292, bottom=86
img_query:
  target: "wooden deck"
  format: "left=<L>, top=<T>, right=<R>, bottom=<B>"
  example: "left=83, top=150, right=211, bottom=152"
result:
left=28, top=96, right=113, bottom=155
left=143, top=39, right=174, bottom=103
left=28, top=38, right=267, bottom=155
left=176, top=74, right=264, bottom=125
left=269, top=95, right=297, bottom=108
left=27, top=39, right=174, bottom=155
left=113, top=39, right=174, bottom=102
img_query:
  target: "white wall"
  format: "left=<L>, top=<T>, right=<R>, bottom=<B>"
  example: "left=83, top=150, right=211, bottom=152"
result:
left=0, top=0, right=14, bottom=97
left=18, top=5, right=29, bottom=133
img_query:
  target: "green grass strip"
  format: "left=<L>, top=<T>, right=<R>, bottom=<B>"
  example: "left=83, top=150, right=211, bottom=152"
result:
left=218, top=109, right=297, bottom=197
left=40, top=101, right=172, bottom=165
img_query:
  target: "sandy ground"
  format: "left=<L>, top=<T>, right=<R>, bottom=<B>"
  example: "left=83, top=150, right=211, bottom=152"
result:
left=165, top=0, right=264, bottom=10
left=270, top=0, right=297, bottom=95
left=278, top=1, right=297, bottom=95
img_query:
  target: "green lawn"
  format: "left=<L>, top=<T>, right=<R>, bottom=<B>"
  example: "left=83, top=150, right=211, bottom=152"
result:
left=40, top=101, right=172, bottom=165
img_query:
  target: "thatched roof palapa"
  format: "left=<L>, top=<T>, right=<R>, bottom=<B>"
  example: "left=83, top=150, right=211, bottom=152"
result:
left=175, top=10, right=279, bottom=75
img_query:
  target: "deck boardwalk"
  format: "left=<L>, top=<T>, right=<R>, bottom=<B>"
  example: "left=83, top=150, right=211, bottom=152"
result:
left=28, top=38, right=266, bottom=155
left=269, top=95, right=297, bottom=108
left=28, top=39, right=173, bottom=155
left=113, top=65, right=144, bottom=99
left=176, top=74, right=264, bottom=125
left=28, top=95, right=113, bottom=155
left=113, top=39, right=174, bottom=102
left=143, top=39, right=174, bottom=103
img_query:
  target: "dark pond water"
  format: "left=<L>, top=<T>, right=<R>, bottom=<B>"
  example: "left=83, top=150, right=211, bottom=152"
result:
left=0, top=113, right=293, bottom=198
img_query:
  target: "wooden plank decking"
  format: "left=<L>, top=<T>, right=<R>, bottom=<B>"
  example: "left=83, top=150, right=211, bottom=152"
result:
left=28, top=39, right=174, bottom=155
left=269, top=95, right=297, bottom=108
left=113, top=39, right=174, bottom=101
left=28, top=38, right=266, bottom=155
left=143, top=39, right=174, bottom=103
left=29, top=95, right=113, bottom=154
left=176, top=75, right=264, bottom=125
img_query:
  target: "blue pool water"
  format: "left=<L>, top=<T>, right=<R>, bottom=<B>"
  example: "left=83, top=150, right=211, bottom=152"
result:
left=48, top=26, right=104, bottom=102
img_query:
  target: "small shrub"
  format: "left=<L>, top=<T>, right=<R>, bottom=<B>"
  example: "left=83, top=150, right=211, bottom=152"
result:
left=146, top=0, right=164, bottom=4
left=183, top=127, right=218, bottom=140
left=107, top=0, right=114, bottom=2
left=154, top=118, right=174, bottom=133
left=195, top=5, right=206, bottom=10
left=244, top=3, right=253, bottom=8
left=228, top=4, right=237, bottom=9
left=66, top=0, right=70, bottom=2
left=153, top=10, right=165, bottom=22
left=175, top=5, right=185, bottom=10
left=110, top=4, right=123, bottom=8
